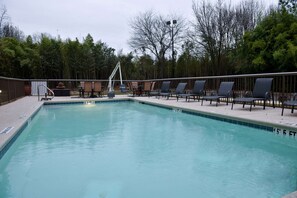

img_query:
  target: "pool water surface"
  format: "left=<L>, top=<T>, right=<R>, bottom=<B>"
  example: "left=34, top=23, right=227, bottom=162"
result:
left=0, top=101, right=296, bottom=198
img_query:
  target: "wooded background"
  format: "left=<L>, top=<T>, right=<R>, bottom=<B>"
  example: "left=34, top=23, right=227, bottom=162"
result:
left=0, top=0, right=296, bottom=80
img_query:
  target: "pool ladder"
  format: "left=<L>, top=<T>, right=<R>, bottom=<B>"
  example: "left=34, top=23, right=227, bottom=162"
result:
left=37, top=85, right=55, bottom=101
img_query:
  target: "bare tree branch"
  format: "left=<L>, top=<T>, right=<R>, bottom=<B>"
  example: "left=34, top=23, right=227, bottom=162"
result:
left=129, top=10, right=186, bottom=77
left=189, top=0, right=263, bottom=75
left=0, top=5, right=9, bottom=38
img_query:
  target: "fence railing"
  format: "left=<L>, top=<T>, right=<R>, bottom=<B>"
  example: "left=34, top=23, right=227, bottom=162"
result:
left=148, top=72, right=297, bottom=106
left=1, top=72, right=297, bottom=106
left=0, top=77, right=26, bottom=105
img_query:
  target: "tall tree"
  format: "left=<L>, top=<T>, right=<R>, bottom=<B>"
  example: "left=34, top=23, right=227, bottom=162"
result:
left=0, top=37, right=29, bottom=77
left=129, top=10, right=185, bottom=78
left=279, top=0, right=297, bottom=14
left=134, top=54, right=155, bottom=79
left=0, top=5, right=9, bottom=38
left=79, top=34, right=95, bottom=79
left=238, top=8, right=297, bottom=73
left=190, top=0, right=263, bottom=75
left=38, top=34, right=63, bottom=78
left=176, top=41, right=202, bottom=77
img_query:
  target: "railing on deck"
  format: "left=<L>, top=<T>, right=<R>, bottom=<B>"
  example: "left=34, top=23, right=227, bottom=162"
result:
left=148, top=72, right=297, bottom=107
left=0, top=77, right=26, bottom=105
left=1, top=72, right=297, bottom=107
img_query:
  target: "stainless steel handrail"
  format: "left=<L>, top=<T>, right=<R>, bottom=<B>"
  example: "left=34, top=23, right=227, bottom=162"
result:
left=21, top=71, right=297, bottom=82
left=37, top=85, right=55, bottom=101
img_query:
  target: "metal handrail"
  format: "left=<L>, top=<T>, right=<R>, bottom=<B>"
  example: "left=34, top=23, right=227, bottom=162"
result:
left=37, top=85, right=55, bottom=101
left=21, top=71, right=297, bottom=82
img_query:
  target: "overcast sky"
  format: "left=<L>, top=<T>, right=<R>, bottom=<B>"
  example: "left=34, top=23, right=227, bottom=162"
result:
left=1, top=0, right=278, bottom=53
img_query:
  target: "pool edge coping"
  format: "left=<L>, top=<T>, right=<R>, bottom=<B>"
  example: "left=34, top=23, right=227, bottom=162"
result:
left=0, top=102, right=43, bottom=159
left=132, top=98, right=297, bottom=135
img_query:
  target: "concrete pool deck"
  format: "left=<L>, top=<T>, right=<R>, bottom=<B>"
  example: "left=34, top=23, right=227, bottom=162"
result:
left=0, top=95, right=297, bottom=198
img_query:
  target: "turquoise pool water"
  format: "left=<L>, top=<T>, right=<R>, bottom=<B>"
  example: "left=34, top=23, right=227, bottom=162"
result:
left=0, top=101, right=297, bottom=198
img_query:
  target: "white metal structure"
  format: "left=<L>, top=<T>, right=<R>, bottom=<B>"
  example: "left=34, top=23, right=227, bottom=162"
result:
left=107, top=62, right=126, bottom=98
left=108, top=61, right=123, bottom=93
left=37, top=84, right=55, bottom=101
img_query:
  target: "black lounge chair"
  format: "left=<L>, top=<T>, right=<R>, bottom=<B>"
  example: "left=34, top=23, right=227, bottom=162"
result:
left=149, top=81, right=171, bottom=98
left=281, top=93, right=297, bottom=116
left=201, top=82, right=234, bottom=106
left=161, top=82, right=187, bottom=101
left=177, top=80, right=206, bottom=102
left=231, top=78, right=275, bottom=111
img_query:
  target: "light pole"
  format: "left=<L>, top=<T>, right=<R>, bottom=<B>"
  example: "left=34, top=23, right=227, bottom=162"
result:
left=166, top=19, right=177, bottom=77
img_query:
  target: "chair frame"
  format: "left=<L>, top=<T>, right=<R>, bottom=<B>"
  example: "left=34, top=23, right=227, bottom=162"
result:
left=143, top=81, right=152, bottom=96
left=159, top=82, right=187, bottom=100
left=231, top=78, right=275, bottom=111
left=281, top=93, right=297, bottom=116
left=93, top=81, right=102, bottom=97
left=177, top=80, right=206, bottom=102
left=83, top=81, right=93, bottom=97
left=201, top=82, right=234, bottom=106
left=149, top=81, right=171, bottom=98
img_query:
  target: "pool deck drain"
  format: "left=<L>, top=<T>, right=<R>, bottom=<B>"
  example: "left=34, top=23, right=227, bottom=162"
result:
left=0, top=95, right=297, bottom=197
left=0, top=127, right=14, bottom=134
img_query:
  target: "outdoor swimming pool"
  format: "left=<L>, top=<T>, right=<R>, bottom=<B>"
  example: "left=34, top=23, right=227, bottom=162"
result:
left=0, top=101, right=296, bottom=198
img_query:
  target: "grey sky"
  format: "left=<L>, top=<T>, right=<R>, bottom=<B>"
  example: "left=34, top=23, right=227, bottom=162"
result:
left=2, top=0, right=278, bottom=53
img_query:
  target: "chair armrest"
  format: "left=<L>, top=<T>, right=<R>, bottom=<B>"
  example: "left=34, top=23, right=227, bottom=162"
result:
left=227, top=90, right=233, bottom=97
left=244, top=91, right=252, bottom=97
left=265, top=92, right=271, bottom=99
left=211, top=91, right=217, bottom=96
left=292, top=93, right=297, bottom=100
left=199, top=89, right=205, bottom=95
left=186, top=90, right=192, bottom=94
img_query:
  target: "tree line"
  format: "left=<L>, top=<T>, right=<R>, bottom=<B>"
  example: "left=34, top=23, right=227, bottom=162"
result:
left=0, top=0, right=297, bottom=80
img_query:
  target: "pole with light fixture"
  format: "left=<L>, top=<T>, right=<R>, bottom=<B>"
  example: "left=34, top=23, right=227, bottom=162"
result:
left=166, top=19, right=177, bottom=77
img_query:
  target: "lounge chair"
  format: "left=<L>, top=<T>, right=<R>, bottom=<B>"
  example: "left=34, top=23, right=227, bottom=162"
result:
left=130, top=82, right=139, bottom=96
left=159, top=82, right=187, bottom=100
left=146, top=82, right=156, bottom=97
left=143, top=81, right=152, bottom=96
left=84, top=81, right=93, bottom=97
left=177, top=80, right=206, bottom=102
left=201, top=82, right=234, bottom=106
left=231, top=78, right=274, bottom=111
left=149, top=81, right=171, bottom=98
left=94, top=81, right=102, bottom=97
left=281, top=93, right=297, bottom=116
left=120, top=84, right=127, bottom=93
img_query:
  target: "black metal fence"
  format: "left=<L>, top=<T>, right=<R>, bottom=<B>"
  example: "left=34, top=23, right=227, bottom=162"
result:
left=149, top=72, right=297, bottom=106
left=1, top=72, right=297, bottom=106
left=0, top=77, right=26, bottom=105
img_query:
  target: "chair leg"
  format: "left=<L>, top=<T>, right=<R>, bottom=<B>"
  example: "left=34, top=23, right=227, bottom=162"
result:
left=263, top=100, right=266, bottom=110
left=272, top=92, right=275, bottom=108
left=281, top=104, right=285, bottom=116
left=231, top=101, right=234, bottom=110
left=291, top=106, right=294, bottom=114
left=201, top=99, right=204, bottom=106
left=249, top=102, right=252, bottom=111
